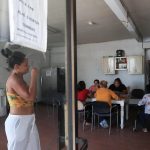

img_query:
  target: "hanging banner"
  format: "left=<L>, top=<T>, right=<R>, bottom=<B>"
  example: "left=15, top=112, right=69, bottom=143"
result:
left=9, top=0, right=47, bottom=52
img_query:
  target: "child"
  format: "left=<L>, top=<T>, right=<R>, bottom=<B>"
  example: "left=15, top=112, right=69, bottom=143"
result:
left=138, top=94, right=150, bottom=132
left=89, top=79, right=100, bottom=97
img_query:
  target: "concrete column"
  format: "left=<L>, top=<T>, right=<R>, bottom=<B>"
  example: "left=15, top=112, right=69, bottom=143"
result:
left=0, top=0, right=9, bottom=41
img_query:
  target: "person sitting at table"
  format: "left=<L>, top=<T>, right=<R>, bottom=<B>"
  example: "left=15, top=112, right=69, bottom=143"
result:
left=109, top=78, right=127, bottom=94
left=138, top=94, right=150, bottom=132
left=95, top=80, right=119, bottom=128
left=77, top=81, right=90, bottom=103
left=89, top=79, right=100, bottom=97
left=77, top=81, right=92, bottom=124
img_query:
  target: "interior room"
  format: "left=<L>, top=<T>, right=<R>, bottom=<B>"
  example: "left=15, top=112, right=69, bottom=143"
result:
left=0, top=0, right=150, bottom=150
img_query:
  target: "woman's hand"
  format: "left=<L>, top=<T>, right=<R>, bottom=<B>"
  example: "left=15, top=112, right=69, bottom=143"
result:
left=31, top=68, right=39, bottom=78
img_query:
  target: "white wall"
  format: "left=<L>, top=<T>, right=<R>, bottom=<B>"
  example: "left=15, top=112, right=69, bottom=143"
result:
left=50, top=47, right=65, bottom=67
left=51, top=39, right=145, bottom=91
left=146, top=49, right=150, bottom=60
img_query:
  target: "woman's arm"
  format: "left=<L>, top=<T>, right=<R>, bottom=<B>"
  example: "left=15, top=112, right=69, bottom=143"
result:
left=28, top=68, right=38, bottom=101
left=110, top=90, right=119, bottom=100
left=10, top=68, right=38, bottom=101
left=122, top=84, right=128, bottom=94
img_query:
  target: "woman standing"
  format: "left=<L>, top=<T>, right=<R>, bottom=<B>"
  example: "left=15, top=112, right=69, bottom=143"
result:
left=1, top=49, right=41, bottom=150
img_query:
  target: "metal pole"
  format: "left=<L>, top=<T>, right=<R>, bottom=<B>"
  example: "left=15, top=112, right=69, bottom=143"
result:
left=65, top=0, right=77, bottom=150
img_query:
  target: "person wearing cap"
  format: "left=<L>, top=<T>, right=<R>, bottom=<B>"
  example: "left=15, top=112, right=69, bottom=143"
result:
left=95, top=80, right=119, bottom=128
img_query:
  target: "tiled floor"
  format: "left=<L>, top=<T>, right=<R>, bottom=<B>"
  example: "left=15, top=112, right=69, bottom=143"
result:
left=0, top=104, right=150, bottom=150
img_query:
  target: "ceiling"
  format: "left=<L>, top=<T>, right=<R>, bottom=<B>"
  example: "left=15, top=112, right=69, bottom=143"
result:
left=122, top=0, right=150, bottom=41
left=47, top=0, right=150, bottom=48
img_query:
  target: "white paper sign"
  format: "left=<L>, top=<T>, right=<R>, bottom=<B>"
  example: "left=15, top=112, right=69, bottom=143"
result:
left=9, top=0, right=47, bottom=52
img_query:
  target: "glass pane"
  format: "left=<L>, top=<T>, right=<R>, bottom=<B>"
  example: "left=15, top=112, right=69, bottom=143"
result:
left=0, top=0, right=66, bottom=150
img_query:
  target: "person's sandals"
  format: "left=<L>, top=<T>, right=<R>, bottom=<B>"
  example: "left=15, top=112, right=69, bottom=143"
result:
left=100, top=119, right=109, bottom=128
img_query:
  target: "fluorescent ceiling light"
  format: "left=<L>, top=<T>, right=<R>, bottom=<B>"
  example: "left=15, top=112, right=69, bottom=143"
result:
left=104, top=0, right=136, bottom=32
left=88, top=21, right=96, bottom=25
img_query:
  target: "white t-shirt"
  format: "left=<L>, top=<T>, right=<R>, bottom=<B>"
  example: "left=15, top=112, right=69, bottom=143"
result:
left=138, top=94, right=150, bottom=114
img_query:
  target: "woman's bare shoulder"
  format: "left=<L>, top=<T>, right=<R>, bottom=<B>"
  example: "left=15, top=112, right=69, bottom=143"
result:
left=6, top=74, right=18, bottom=87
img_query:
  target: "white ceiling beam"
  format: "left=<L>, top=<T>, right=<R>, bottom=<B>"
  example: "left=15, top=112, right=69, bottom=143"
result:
left=104, top=0, right=141, bottom=41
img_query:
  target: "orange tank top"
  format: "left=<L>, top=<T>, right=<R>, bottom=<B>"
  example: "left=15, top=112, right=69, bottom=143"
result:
left=6, top=92, right=34, bottom=108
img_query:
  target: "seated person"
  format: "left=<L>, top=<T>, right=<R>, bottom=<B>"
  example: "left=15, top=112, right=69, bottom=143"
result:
left=109, top=78, right=127, bottom=94
left=77, top=81, right=89, bottom=103
left=77, top=81, right=91, bottom=124
left=138, top=94, right=150, bottom=132
left=89, top=79, right=100, bottom=96
left=95, top=80, right=119, bottom=106
left=95, top=80, right=119, bottom=128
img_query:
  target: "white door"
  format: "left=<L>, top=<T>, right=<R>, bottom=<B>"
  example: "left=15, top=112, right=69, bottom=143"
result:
left=127, top=56, right=143, bottom=74
left=102, top=56, right=115, bottom=74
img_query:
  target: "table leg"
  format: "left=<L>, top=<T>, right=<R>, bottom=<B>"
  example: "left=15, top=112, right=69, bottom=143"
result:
left=120, top=105, right=124, bottom=129
left=126, top=100, right=129, bottom=120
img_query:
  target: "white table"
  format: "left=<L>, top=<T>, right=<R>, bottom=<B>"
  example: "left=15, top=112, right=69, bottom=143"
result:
left=112, top=99, right=129, bottom=129
left=86, top=98, right=129, bottom=129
